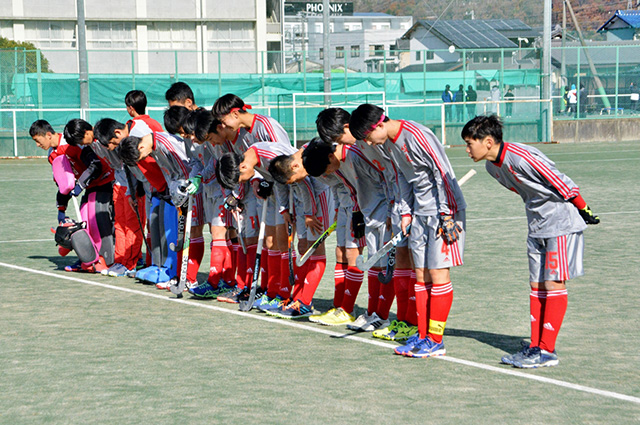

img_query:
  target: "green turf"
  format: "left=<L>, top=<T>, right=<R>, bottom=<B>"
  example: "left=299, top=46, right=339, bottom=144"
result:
left=1, top=141, right=640, bottom=424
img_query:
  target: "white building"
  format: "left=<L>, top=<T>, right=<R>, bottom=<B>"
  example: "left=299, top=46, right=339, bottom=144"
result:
left=0, top=0, right=284, bottom=74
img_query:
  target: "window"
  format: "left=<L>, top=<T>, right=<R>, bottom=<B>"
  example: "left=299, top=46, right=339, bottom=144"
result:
left=319, top=48, right=323, bottom=60
left=336, top=46, right=344, bottom=59
left=350, top=45, right=360, bottom=58
left=416, top=50, right=421, bottom=61
left=24, top=21, right=76, bottom=48
left=86, top=22, right=136, bottom=49
left=0, top=20, right=13, bottom=40
left=208, top=22, right=255, bottom=50
left=426, top=51, right=434, bottom=60
left=370, top=44, right=384, bottom=57
left=148, top=22, right=196, bottom=50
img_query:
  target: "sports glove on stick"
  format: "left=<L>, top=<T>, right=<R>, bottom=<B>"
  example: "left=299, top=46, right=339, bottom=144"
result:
left=71, top=183, right=85, bottom=197
left=437, top=214, right=462, bottom=244
left=256, top=180, right=273, bottom=198
left=578, top=205, right=600, bottom=225
left=351, top=210, right=365, bottom=239
left=186, top=175, right=202, bottom=195
left=224, top=194, right=244, bottom=212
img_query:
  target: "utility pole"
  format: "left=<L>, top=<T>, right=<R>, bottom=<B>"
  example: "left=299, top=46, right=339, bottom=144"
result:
left=561, top=0, right=566, bottom=88
left=77, top=0, right=89, bottom=112
left=323, top=0, right=331, bottom=105
left=542, top=0, right=552, bottom=142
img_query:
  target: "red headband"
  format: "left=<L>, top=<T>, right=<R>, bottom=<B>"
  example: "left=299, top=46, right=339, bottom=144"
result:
left=230, top=104, right=252, bottom=114
left=364, top=114, right=385, bottom=136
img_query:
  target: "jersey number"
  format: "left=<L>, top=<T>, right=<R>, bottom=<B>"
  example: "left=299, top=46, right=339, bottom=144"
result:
left=546, top=252, right=558, bottom=270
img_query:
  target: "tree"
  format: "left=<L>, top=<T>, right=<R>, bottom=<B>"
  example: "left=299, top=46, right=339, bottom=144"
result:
left=0, top=37, right=51, bottom=103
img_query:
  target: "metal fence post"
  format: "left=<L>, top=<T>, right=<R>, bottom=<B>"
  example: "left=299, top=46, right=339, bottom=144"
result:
left=13, top=110, right=18, bottom=157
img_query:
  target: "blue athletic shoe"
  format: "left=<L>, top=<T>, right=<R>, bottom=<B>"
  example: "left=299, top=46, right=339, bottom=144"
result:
left=393, top=333, right=422, bottom=356
left=252, top=293, right=271, bottom=309
left=188, top=281, right=219, bottom=299
left=406, top=337, right=446, bottom=358
left=106, top=263, right=130, bottom=277
left=501, top=343, right=532, bottom=366
left=258, top=295, right=285, bottom=312
left=512, top=346, right=559, bottom=369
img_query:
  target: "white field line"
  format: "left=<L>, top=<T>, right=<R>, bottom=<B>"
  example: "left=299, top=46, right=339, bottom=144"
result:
left=451, top=158, right=638, bottom=166
left=1, top=261, right=639, bottom=406
left=0, top=178, right=51, bottom=182
left=466, top=211, right=640, bottom=223
left=0, top=238, right=52, bottom=243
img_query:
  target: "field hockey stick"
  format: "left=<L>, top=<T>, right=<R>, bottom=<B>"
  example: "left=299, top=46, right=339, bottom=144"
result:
left=124, top=167, right=152, bottom=255
left=71, top=196, right=82, bottom=222
left=296, top=220, right=337, bottom=267
left=231, top=209, right=247, bottom=254
left=239, top=199, right=268, bottom=312
left=287, top=190, right=295, bottom=288
left=375, top=168, right=477, bottom=280
left=356, top=225, right=410, bottom=273
left=170, top=195, right=193, bottom=297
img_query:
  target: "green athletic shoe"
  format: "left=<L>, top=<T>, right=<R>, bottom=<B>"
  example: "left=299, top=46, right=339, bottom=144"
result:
left=372, top=320, right=400, bottom=340
left=393, top=322, right=418, bottom=342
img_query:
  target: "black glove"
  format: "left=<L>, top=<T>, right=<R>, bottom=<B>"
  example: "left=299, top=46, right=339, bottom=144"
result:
left=578, top=205, right=600, bottom=225
left=437, top=214, right=462, bottom=244
left=256, top=180, right=273, bottom=198
left=224, top=194, right=244, bottom=212
left=136, top=181, right=146, bottom=198
left=352, top=210, right=365, bottom=239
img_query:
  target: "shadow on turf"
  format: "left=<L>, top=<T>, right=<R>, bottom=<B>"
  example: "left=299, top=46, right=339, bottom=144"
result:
left=29, top=255, right=75, bottom=270
left=445, top=328, right=528, bottom=353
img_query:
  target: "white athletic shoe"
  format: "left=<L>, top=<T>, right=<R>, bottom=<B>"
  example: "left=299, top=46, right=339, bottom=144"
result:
left=361, top=312, right=390, bottom=332
left=155, top=280, right=172, bottom=290
left=346, top=311, right=372, bottom=331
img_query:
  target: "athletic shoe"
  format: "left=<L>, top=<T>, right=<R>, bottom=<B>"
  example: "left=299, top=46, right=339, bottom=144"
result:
left=106, top=263, right=129, bottom=277
left=267, top=300, right=314, bottom=319
left=393, top=334, right=422, bottom=356
left=360, top=312, right=390, bottom=332
left=372, top=320, right=399, bottom=340
left=64, top=260, right=83, bottom=272
left=309, top=308, right=336, bottom=324
left=217, top=286, right=244, bottom=304
left=92, top=258, right=108, bottom=274
left=188, top=281, right=219, bottom=299
left=314, top=307, right=355, bottom=326
left=252, top=293, right=271, bottom=309
left=512, top=346, right=559, bottom=369
left=258, top=295, right=286, bottom=312
left=405, top=337, right=446, bottom=358
left=393, top=322, right=418, bottom=342
left=156, top=279, right=173, bottom=290
left=501, top=343, right=532, bottom=366
left=346, top=311, right=372, bottom=331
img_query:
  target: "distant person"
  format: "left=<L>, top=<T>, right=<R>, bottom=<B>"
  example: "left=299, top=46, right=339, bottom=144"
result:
left=165, top=82, right=198, bottom=111
left=489, top=84, right=501, bottom=115
left=454, top=84, right=466, bottom=122
left=578, top=84, right=587, bottom=118
left=629, top=82, right=638, bottom=112
left=562, top=86, right=570, bottom=115
left=466, top=85, right=477, bottom=118
left=125, top=90, right=163, bottom=132
left=504, top=88, right=514, bottom=118
left=441, top=84, right=453, bottom=122
left=567, top=84, right=577, bottom=117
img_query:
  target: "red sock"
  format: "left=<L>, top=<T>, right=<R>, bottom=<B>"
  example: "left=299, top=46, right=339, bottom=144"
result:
left=208, top=239, right=229, bottom=288
left=266, top=250, right=281, bottom=298
left=394, top=269, right=411, bottom=323
left=260, top=248, right=269, bottom=290
left=406, top=271, right=418, bottom=326
left=428, top=282, right=453, bottom=343
left=333, top=263, right=348, bottom=308
left=186, top=236, right=204, bottom=283
left=222, top=240, right=235, bottom=284
left=243, top=244, right=257, bottom=290
left=529, top=289, right=545, bottom=348
left=340, top=266, right=364, bottom=314
left=376, top=273, right=396, bottom=321
left=415, top=282, right=431, bottom=339
left=235, top=244, right=248, bottom=290
left=278, top=252, right=292, bottom=299
left=231, top=241, right=240, bottom=277
left=367, top=269, right=381, bottom=315
left=297, top=255, right=326, bottom=305
left=539, top=289, right=568, bottom=352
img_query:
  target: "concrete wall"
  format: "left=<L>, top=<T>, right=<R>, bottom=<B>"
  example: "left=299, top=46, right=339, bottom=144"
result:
left=553, top=118, right=640, bottom=143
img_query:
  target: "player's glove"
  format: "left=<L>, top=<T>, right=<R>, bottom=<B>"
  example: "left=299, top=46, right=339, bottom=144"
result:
left=224, top=194, right=244, bottom=212
left=578, top=205, right=600, bottom=225
left=186, top=175, right=202, bottom=195
left=437, top=214, right=462, bottom=244
left=256, top=180, right=273, bottom=199
left=71, top=182, right=85, bottom=197
left=351, top=210, right=365, bottom=239
left=57, top=208, right=67, bottom=224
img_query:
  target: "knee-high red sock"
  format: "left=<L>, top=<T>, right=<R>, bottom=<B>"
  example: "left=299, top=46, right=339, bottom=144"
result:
left=406, top=271, right=418, bottom=326
left=539, top=289, right=568, bottom=352
left=222, top=240, right=235, bottom=284
left=278, top=252, right=293, bottom=299
left=333, top=263, right=348, bottom=308
left=340, top=266, right=364, bottom=314
left=529, top=289, right=545, bottom=348
left=230, top=240, right=240, bottom=277
left=415, top=282, right=431, bottom=339
left=376, top=273, right=396, bottom=321
left=297, top=255, right=326, bottom=305
left=260, top=247, right=269, bottom=290
left=187, top=236, right=205, bottom=283
left=428, top=282, right=453, bottom=343
left=208, top=239, right=229, bottom=288
left=243, top=244, right=257, bottom=290
left=394, top=269, right=411, bottom=322
left=367, top=269, right=381, bottom=315
left=266, top=250, right=281, bottom=298
left=235, top=244, right=248, bottom=290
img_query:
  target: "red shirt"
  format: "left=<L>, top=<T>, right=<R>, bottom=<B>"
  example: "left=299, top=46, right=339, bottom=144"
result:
left=137, top=154, right=167, bottom=192
left=134, top=115, right=163, bottom=133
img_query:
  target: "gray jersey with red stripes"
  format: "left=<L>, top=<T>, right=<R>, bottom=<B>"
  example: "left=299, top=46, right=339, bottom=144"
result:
left=245, top=114, right=291, bottom=149
left=486, top=142, right=587, bottom=238
left=150, top=132, right=191, bottom=185
left=384, top=120, right=466, bottom=216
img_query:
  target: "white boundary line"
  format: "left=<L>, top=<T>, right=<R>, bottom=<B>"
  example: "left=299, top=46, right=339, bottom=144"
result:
left=0, top=238, right=52, bottom=243
left=467, top=211, right=639, bottom=223
left=1, top=261, right=639, bottom=406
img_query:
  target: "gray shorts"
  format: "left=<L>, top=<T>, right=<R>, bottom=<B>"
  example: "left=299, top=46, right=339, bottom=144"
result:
left=203, top=188, right=229, bottom=228
left=257, top=194, right=284, bottom=227
left=527, top=231, right=584, bottom=282
left=365, top=223, right=390, bottom=268
left=295, top=187, right=333, bottom=241
left=335, top=206, right=365, bottom=249
left=409, top=210, right=466, bottom=270
left=391, top=202, right=408, bottom=248
left=190, top=191, right=205, bottom=227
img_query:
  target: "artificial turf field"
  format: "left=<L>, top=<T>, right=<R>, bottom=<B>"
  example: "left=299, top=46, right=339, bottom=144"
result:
left=1, top=140, right=639, bottom=424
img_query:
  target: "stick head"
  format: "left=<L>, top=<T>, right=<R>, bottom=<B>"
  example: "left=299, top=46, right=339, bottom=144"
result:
left=355, top=255, right=367, bottom=273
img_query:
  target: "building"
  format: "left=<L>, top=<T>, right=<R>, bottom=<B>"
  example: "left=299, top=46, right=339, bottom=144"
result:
left=597, top=10, right=640, bottom=41
left=0, top=0, right=284, bottom=74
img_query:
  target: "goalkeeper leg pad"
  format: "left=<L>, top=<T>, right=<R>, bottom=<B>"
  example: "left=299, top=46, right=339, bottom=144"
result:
left=70, top=229, right=99, bottom=266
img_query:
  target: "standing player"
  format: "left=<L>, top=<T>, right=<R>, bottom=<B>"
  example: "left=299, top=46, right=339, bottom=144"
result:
left=166, top=82, right=198, bottom=111
left=462, top=114, right=599, bottom=368
left=125, top=90, right=163, bottom=132
left=350, top=104, right=466, bottom=358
